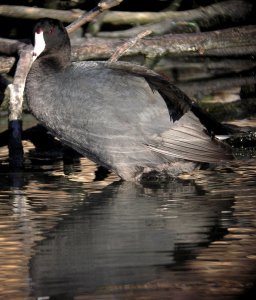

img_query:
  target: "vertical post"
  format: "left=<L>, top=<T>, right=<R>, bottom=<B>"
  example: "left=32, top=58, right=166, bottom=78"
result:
left=8, top=119, right=24, bottom=168
left=8, top=45, right=33, bottom=169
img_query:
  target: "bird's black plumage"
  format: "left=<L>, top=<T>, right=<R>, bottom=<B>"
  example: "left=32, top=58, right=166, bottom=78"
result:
left=25, top=18, right=233, bottom=181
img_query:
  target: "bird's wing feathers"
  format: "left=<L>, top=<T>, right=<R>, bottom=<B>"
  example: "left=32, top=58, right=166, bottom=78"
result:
left=107, top=61, right=192, bottom=121
left=106, top=62, right=233, bottom=162
left=146, top=111, right=233, bottom=163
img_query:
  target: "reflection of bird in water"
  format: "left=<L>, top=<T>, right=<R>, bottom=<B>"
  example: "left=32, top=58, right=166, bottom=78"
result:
left=29, top=180, right=233, bottom=297
left=25, top=18, right=233, bottom=181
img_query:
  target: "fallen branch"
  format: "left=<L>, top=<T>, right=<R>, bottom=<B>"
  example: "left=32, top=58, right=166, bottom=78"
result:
left=155, top=57, right=256, bottom=73
left=0, top=56, right=15, bottom=73
left=93, top=20, right=199, bottom=38
left=71, top=25, right=256, bottom=61
left=178, top=71, right=256, bottom=99
left=155, top=57, right=256, bottom=81
left=201, top=97, right=256, bottom=123
left=0, top=6, right=82, bottom=23
left=0, top=0, right=252, bottom=30
left=0, top=74, right=9, bottom=105
left=0, top=37, right=27, bottom=55
left=93, top=0, right=253, bottom=28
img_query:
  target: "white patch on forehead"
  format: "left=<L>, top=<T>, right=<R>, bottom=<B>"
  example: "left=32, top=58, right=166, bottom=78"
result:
left=32, top=31, right=46, bottom=62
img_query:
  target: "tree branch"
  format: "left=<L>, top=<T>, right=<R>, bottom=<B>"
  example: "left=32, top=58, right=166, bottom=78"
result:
left=0, top=56, right=15, bottom=73
left=97, top=0, right=252, bottom=28
left=0, top=5, right=82, bottom=23
left=93, top=20, right=199, bottom=38
left=0, top=37, right=26, bottom=55
left=108, top=30, right=152, bottom=63
left=66, top=0, right=123, bottom=33
left=0, top=0, right=252, bottom=29
left=71, top=26, right=256, bottom=61
left=178, top=71, right=256, bottom=99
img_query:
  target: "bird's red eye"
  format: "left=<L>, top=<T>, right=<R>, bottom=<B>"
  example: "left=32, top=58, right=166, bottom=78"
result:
left=49, top=27, right=55, bottom=34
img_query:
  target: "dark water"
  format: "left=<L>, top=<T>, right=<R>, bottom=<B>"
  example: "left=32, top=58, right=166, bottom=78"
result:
left=0, top=118, right=256, bottom=299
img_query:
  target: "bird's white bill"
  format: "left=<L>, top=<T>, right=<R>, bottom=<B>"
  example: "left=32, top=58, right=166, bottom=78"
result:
left=215, top=135, right=230, bottom=140
left=33, top=31, right=46, bottom=62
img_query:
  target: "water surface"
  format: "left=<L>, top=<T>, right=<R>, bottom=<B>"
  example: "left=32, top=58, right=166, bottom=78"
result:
left=0, top=118, right=256, bottom=299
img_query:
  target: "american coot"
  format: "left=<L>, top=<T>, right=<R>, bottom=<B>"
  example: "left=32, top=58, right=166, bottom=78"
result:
left=25, top=18, right=233, bottom=181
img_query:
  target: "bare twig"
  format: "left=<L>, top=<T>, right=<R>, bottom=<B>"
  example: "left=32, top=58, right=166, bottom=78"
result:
left=66, top=0, right=123, bottom=33
left=98, top=0, right=123, bottom=10
left=108, top=30, right=152, bottom=63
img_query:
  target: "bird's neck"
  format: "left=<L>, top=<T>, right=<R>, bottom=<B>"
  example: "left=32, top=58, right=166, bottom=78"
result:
left=33, top=47, right=71, bottom=72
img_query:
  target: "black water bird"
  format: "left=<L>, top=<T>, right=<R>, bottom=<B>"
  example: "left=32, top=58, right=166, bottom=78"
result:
left=25, top=18, right=233, bottom=181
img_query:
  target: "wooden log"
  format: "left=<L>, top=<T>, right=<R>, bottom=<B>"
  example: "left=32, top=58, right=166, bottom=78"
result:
left=0, top=0, right=252, bottom=29
left=178, top=72, right=256, bottom=99
left=71, top=26, right=256, bottom=60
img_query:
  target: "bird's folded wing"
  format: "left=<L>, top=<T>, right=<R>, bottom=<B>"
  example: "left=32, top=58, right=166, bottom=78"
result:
left=146, top=112, right=233, bottom=163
